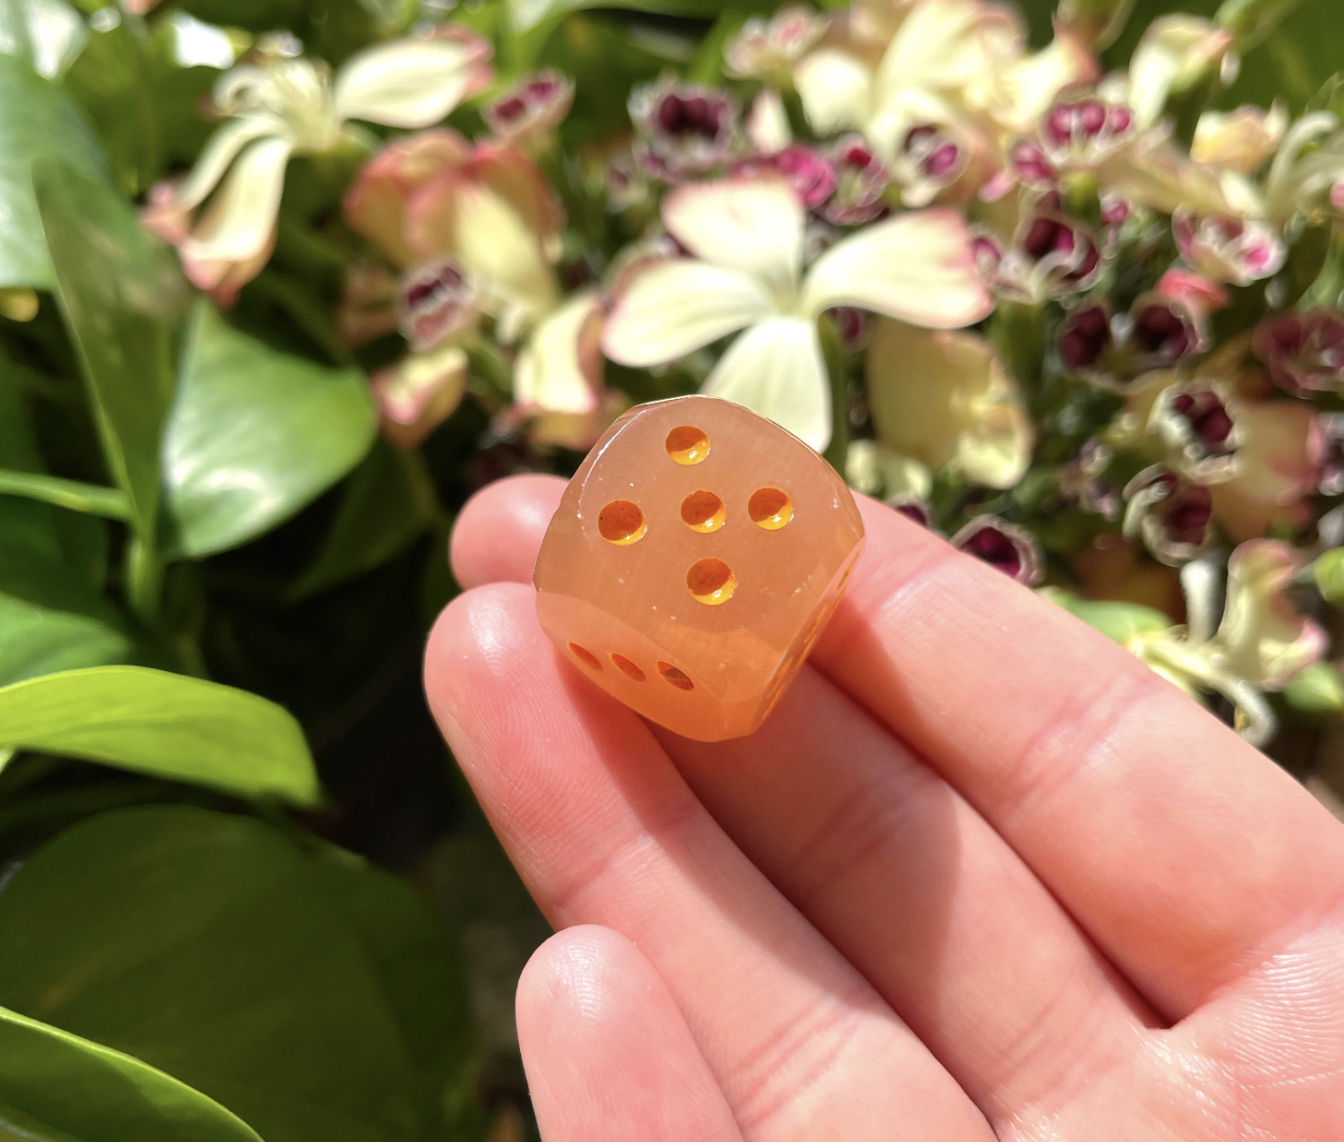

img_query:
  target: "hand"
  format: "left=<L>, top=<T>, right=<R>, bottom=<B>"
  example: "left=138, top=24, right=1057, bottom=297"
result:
left=426, top=474, right=1344, bottom=1142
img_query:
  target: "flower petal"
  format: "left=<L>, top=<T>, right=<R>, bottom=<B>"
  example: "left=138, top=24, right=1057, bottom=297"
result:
left=703, top=316, right=830, bottom=451
left=1213, top=539, right=1327, bottom=689
left=182, top=135, right=292, bottom=266
left=332, top=36, right=492, bottom=128
left=802, top=207, right=993, bottom=327
left=872, top=0, right=986, bottom=105
left=407, top=174, right=559, bottom=332
left=794, top=48, right=872, bottom=137
left=177, top=115, right=283, bottom=210
left=601, top=259, right=774, bottom=367
left=866, top=318, right=1031, bottom=488
left=1127, top=16, right=1231, bottom=130
left=514, top=290, right=604, bottom=415
left=344, top=129, right=471, bottom=268
left=662, top=175, right=804, bottom=293
left=372, top=341, right=469, bottom=449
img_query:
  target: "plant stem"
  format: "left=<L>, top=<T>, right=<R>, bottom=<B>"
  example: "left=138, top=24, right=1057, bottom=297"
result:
left=0, top=469, right=131, bottom=519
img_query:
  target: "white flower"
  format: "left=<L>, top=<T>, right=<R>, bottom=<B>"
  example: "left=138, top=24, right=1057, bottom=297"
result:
left=866, top=318, right=1033, bottom=489
left=601, top=176, right=992, bottom=450
left=146, top=31, right=492, bottom=295
left=794, top=0, right=1093, bottom=165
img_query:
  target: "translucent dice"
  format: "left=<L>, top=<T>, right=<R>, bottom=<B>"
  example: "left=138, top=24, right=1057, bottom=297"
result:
left=533, top=395, right=865, bottom=741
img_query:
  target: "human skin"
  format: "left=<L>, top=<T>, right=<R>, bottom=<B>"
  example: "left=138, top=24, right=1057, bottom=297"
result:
left=426, top=472, right=1344, bottom=1142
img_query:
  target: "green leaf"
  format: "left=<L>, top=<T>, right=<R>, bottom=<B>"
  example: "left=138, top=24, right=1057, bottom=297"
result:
left=34, top=158, right=187, bottom=542
left=161, top=302, right=377, bottom=560
left=0, top=806, right=477, bottom=1142
left=0, top=1004, right=263, bottom=1142
left=0, top=666, right=320, bottom=806
left=291, top=440, right=437, bottom=599
left=0, top=55, right=107, bottom=289
left=0, top=355, right=133, bottom=687
left=1039, top=587, right=1174, bottom=644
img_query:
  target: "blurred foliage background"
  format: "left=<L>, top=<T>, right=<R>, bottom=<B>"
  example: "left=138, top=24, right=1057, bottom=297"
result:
left=2, top=0, right=1344, bottom=1138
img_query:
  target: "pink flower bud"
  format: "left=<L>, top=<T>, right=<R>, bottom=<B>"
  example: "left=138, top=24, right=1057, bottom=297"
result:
left=894, top=123, right=967, bottom=207
left=1155, top=268, right=1230, bottom=319
left=1009, top=140, right=1057, bottom=188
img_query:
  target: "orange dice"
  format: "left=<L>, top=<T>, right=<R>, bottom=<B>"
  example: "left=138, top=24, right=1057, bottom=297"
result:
left=533, top=395, right=865, bottom=741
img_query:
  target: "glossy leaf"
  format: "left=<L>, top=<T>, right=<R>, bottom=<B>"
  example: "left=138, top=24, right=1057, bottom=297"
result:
left=0, top=1004, right=263, bottom=1142
left=0, top=806, right=476, bottom=1142
left=0, top=667, right=320, bottom=806
left=291, top=440, right=437, bottom=599
left=161, top=302, right=378, bottom=560
left=34, top=159, right=187, bottom=541
left=0, top=355, right=133, bottom=686
left=0, top=55, right=106, bottom=289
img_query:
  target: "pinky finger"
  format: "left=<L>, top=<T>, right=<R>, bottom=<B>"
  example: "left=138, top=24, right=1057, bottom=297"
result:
left=517, top=926, right=745, bottom=1142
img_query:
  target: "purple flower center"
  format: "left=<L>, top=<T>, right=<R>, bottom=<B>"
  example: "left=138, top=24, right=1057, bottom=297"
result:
left=1171, top=390, right=1235, bottom=452
left=1163, top=487, right=1214, bottom=545
left=960, top=525, right=1024, bottom=578
left=1132, top=301, right=1194, bottom=361
left=657, top=93, right=727, bottom=141
left=1058, top=304, right=1112, bottom=370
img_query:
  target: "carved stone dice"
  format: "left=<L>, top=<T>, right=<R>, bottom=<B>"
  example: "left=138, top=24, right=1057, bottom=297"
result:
left=533, top=395, right=865, bottom=741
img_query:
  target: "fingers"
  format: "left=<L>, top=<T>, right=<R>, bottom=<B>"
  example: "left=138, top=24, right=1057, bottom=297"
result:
left=450, top=474, right=562, bottom=589
left=425, top=585, right=993, bottom=1141
left=656, top=673, right=1153, bottom=1130
left=812, top=497, right=1344, bottom=1019
left=517, top=926, right=744, bottom=1142
left=447, top=474, right=1152, bottom=1126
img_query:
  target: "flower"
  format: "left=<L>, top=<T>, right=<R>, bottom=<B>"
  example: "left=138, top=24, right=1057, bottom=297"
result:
left=484, top=70, right=575, bottom=147
left=950, top=516, right=1043, bottom=583
left=1253, top=309, right=1344, bottom=396
left=344, top=129, right=562, bottom=333
left=345, top=129, right=615, bottom=442
left=1192, top=104, right=1288, bottom=172
left=601, top=176, right=993, bottom=450
left=1123, top=16, right=1232, bottom=132
left=794, top=0, right=1095, bottom=190
left=1057, top=294, right=1203, bottom=383
left=629, top=78, right=741, bottom=178
left=1048, top=541, right=1325, bottom=745
left=866, top=318, right=1032, bottom=489
left=725, top=6, right=829, bottom=81
left=143, top=30, right=493, bottom=299
left=1123, top=466, right=1215, bottom=566
left=371, top=341, right=470, bottom=449
left=1173, top=209, right=1285, bottom=286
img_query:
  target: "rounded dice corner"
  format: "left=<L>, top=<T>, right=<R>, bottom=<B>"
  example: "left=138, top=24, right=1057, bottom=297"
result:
left=533, top=395, right=865, bottom=743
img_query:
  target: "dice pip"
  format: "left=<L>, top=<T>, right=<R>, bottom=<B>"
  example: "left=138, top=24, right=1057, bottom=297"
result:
left=533, top=395, right=865, bottom=741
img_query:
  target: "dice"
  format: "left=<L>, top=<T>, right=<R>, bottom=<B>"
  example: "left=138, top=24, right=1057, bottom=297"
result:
left=533, top=395, right=865, bottom=741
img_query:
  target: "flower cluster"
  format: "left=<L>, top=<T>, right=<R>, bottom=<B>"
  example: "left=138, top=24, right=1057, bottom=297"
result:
left=141, top=0, right=1344, bottom=750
